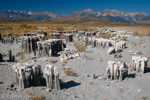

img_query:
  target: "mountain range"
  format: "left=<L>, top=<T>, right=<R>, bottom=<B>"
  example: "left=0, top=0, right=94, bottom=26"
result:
left=0, top=10, right=61, bottom=20
left=0, top=9, right=150, bottom=23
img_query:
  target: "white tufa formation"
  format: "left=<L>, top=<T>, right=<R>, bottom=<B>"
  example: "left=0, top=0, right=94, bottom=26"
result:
left=106, top=61, right=128, bottom=81
left=12, top=62, right=43, bottom=89
left=132, top=56, right=148, bottom=73
left=60, top=50, right=80, bottom=62
left=44, top=64, right=60, bottom=90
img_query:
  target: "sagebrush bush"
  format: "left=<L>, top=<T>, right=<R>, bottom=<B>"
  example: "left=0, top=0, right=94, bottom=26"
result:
left=64, top=68, right=75, bottom=76
left=20, top=52, right=25, bottom=60
left=137, top=51, right=142, bottom=55
left=14, top=59, right=18, bottom=62
left=120, top=37, right=127, bottom=41
left=100, top=33, right=111, bottom=39
left=111, top=34, right=116, bottom=37
left=74, top=42, right=87, bottom=52
left=56, top=27, right=64, bottom=31
left=50, top=59, right=54, bottom=64
left=89, top=82, right=94, bottom=85
left=133, top=31, right=144, bottom=37
left=2, top=52, right=5, bottom=57
left=28, top=93, right=45, bottom=100
left=145, top=32, right=150, bottom=37
left=62, top=62, right=65, bottom=66
left=60, top=33, right=65, bottom=39
left=133, top=31, right=140, bottom=36
left=141, top=96, right=148, bottom=100
left=132, top=42, right=137, bottom=46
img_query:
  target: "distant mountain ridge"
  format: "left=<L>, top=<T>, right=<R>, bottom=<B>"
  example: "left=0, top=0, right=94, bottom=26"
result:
left=0, top=9, right=150, bottom=23
left=0, top=10, right=61, bottom=20
left=70, top=9, right=149, bottom=23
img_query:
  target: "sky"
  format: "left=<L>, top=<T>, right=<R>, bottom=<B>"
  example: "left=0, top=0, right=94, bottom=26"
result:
left=0, top=0, right=150, bottom=15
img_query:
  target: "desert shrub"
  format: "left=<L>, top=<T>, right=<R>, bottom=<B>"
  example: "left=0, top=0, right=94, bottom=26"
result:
left=20, top=52, right=25, bottom=60
left=100, top=33, right=111, bottom=39
left=141, top=39, right=143, bottom=41
left=62, top=62, right=65, bottom=66
left=28, top=54, right=31, bottom=60
left=81, top=27, right=88, bottom=32
left=28, top=93, right=45, bottom=100
left=45, top=33, right=50, bottom=40
left=120, top=37, right=127, bottom=41
left=56, top=27, right=64, bottom=31
left=2, top=52, right=5, bottom=57
left=139, top=41, right=143, bottom=45
left=132, top=42, right=137, bottom=46
left=141, top=96, right=148, bottom=100
left=117, top=58, right=121, bottom=61
left=50, top=59, right=54, bottom=64
left=133, top=31, right=140, bottom=36
left=74, top=42, right=87, bottom=52
left=133, top=31, right=144, bottom=37
left=60, top=33, right=65, bottom=39
left=63, top=59, right=67, bottom=63
left=63, top=58, right=69, bottom=63
left=20, top=24, right=27, bottom=28
left=137, top=51, right=142, bottom=55
left=14, top=59, right=18, bottom=62
left=64, top=68, right=75, bottom=76
left=89, top=82, right=94, bottom=85
left=111, top=33, right=116, bottom=37
left=145, top=32, right=150, bottom=37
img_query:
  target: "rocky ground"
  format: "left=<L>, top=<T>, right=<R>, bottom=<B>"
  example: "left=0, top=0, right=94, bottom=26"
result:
left=0, top=27, right=150, bottom=100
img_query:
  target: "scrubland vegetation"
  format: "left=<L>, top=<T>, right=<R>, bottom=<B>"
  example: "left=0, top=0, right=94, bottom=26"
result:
left=0, top=20, right=150, bottom=38
left=0, top=23, right=100, bottom=37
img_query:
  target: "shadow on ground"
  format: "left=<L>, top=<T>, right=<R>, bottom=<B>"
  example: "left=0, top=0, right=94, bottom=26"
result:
left=61, top=80, right=80, bottom=89
left=146, top=67, right=150, bottom=73
left=128, top=73, right=136, bottom=78
left=0, top=82, right=3, bottom=84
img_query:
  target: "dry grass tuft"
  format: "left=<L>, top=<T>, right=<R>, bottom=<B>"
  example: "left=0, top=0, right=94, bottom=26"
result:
left=50, top=59, right=54, bottom=64
left=74, top=42, right=87, bottom=52
left=132, top=31, right=144, bottom=37
left=145, top=32, right=150, bottom=37
left=64, top=68, right=75, bottom=76
left=139, top=41, right=143, bottom=46
left=137, top=51, right=142, bottom=55
left=28, top=93, right=45, bottom=100
left=62, top=62, right=65, bottom=66
left=117, top=58, right=121, bottom=61
left=133, top=31, right=140, bottom=36
left=2, top=52, right=5, bottom=57
left=120, top=37, right=127, bottom=41
left=14, top=59, right=18, bottom=62
left=20, top=52, right=25, bottom=61
left=89, top=82, right=95, bottom=85
left=141, top=96, right=148, bottom=100
left=111, top=34, right=116, bottom=37
left=100, top=33, right=111, bottom=39
left=63, top=58, right=69, bottom=63
left=132, top=42, right=137, bottom=46
left=60, top=33, right=65, bottom=39
left=45, top=34, right=50, bottom=40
